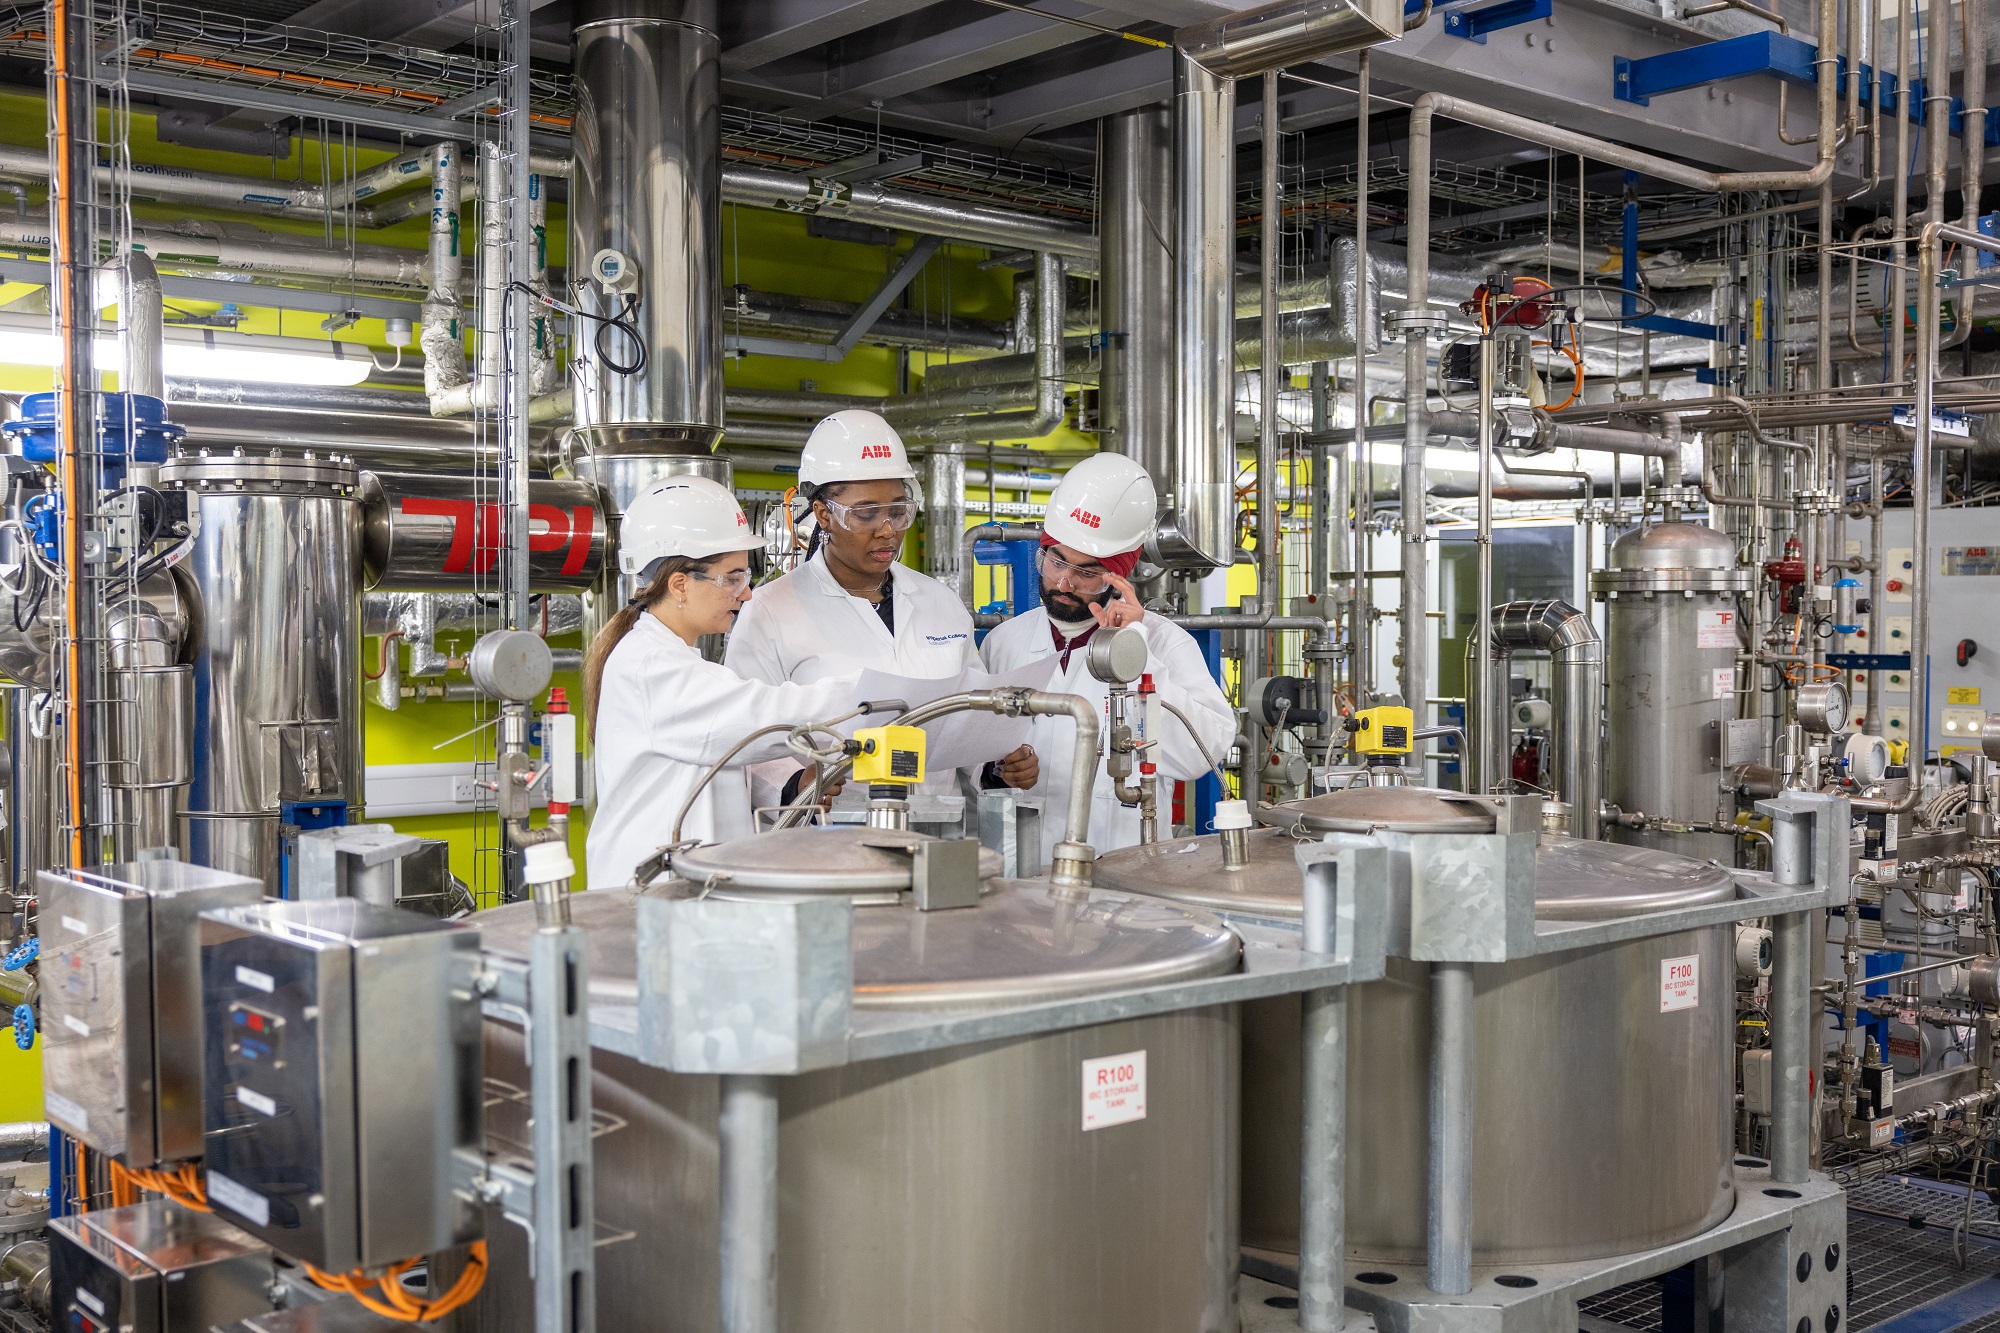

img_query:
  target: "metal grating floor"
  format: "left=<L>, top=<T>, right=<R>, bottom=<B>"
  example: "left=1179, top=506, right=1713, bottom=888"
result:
left=1579, top=1178, right=2000, bottom=1332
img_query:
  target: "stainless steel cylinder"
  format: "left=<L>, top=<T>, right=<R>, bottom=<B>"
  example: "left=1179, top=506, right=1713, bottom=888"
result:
left=361, top=471, right=607, bottom=592
left=568, top=0, right=724, bottom=453
left=107, top=612, right=193, bottom=860
left=1102, top=104, right=1173, bottom=489
left=162, top=451, right=363, bottom=883
left=1591, top=523, right=1752, bottom=860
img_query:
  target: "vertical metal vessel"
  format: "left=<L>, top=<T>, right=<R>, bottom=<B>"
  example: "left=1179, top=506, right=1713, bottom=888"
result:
left=567, top=0, right=723, bottom=455
left=1102, top=104, right=1173, bottom=489
left=1591, top=523, right=1752, bottom=860
left=162, top=451, right=362, bottom=883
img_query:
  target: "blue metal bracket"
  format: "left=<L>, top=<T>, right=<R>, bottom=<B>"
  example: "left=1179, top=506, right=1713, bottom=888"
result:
left=1826, top=653, right=1912, bottom=671
left=1621, top=187, right=1740, bottom=342
left=1614, top=31, right=1816, bottom=105
left=1443, top=0, right=1551, bottom=42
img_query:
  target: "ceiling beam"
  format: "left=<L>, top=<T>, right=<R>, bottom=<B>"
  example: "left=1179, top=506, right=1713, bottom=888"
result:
left=719, top=0, right=945, bottom=72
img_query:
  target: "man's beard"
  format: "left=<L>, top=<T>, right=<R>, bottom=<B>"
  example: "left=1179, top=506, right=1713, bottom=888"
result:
left=1043, top=586, right=1093, bottom=622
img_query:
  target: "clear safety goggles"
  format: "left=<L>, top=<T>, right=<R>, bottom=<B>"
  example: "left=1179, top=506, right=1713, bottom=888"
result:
left=689, top=567, right=753, bottom=595
left=1039, top=547, right=1110, bottom=593
left=819, top=496, right=918, bottom=532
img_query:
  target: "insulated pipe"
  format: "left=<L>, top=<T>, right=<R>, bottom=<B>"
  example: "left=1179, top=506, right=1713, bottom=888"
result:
left=420, top=143, right=466, bottom=400
left=720, top=162, right=1095, bottom=262
left=1168, top=50, right=1239, bottom=571
left=1769, top=911, right=1812, bottom=1183
left=1427, top=961, right=1475, bottom=1294
left=1944, top=0, right=1985, bottom=350
left=118, top=251, right=163, bottom=399
left=1491, top=599, right=1602, bottom=838
left=429, top=143, right=502, bottom=415
left=0, top=1122, right=47, bottom=1161
left=1177, top=0, right=1400, bottom=75
left=898, top=253, right=1065, bottom=446
left=0, top=217, right=427, bottom=287
left=1249, top=69, right=1284, bottom=787
left=1101, top=105, right=1175, bottom=486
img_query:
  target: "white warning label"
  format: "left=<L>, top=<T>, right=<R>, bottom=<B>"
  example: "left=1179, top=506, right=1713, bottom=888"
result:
left=1712, top=667, right=1736, bottom=699
left=1697, top=608, right=1738, bottom=650
left=1661, top=955, right=1701, bottom=1012
left=1082, top=1050, right=1147, bottom=1131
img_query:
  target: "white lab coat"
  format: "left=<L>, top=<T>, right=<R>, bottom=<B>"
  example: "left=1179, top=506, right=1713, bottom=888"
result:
left=586, top=613, right=861, bottom=890
left=979, top=608, right=1236, bottom=865
left=725, top=555, right=980, bottom=800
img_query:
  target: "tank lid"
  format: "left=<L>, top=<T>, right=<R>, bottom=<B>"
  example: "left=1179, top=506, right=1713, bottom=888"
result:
left=1264, top=785, right=1497, bottom=834
left=473, top=881, right=1241, bottom=1012
left=1590, top=522, right=1751, bottom=595
left=1608, top=522, right=1737, bottom=570
left=160, top=448, right=360, bottom=492
left=1530, top=837, right=1736, bottom=920
left=1094, top=829, right=1736, bottom=923
left=669, top=826, right=1002, bottom=896
left=1093, top=827, right=1307, bottom=919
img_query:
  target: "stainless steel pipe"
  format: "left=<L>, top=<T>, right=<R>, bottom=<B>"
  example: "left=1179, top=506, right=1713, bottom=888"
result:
left=1427, top=960, right=1475, bottom=1294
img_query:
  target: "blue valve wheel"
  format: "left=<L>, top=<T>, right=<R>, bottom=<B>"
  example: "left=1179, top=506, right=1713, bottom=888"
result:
left=11, top=1003, right=32, bottom=1050
left=2, top=936, right=36, bottom=971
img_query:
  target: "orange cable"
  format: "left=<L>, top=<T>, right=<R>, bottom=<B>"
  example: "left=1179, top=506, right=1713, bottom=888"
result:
left=51, top=0, right=85, bottom=870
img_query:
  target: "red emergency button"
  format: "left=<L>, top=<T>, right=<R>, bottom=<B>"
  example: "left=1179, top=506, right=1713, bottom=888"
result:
left=1886, top=579, right=1905, bottom=593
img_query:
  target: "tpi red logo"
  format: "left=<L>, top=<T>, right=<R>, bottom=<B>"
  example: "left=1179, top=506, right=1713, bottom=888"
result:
left=1069, top=507, right=1101, bottom=529
left=400, top=497, right=598, bottom=576
left=859, top=444, right=893, bottom=460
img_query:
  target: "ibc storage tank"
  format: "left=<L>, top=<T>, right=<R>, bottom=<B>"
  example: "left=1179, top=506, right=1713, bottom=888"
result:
left=470, top=828, right=1244, bottom=1333
left=1094, top=786, right=1736, bottom=1267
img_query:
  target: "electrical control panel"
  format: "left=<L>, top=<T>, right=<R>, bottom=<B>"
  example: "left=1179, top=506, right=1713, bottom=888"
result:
left=1875, top=510, right=2000, bottom=755
left=49, top=1198, right=273, bottom=1333
left=198, top=899, right=483, bottom=1272
left=38, top=860, right=265, bottom=1167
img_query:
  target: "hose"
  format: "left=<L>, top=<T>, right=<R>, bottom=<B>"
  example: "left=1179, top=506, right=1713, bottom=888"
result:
left=307, top=1241, right=489, bottom=1322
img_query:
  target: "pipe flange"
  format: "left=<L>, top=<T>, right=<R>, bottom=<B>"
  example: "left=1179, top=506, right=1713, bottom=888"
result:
left=1590, top=567, right=1754, bottom=596
left=1795, top=488, right=1839, bottom=515
left=160, top=447, right=360, bottom=496
left=1386, top=309, right=1449, bottom=340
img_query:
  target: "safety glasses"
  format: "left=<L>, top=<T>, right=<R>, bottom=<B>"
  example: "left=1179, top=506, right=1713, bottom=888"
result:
left=820, top=497, right=918, bottom=532
left=689, top=567, right=753, bottom=595
left=1039, top=547, right=1110, bottom=593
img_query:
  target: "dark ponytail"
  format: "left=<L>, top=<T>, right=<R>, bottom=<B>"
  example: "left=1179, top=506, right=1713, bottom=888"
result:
left=582, top=553, right=718, bottom=741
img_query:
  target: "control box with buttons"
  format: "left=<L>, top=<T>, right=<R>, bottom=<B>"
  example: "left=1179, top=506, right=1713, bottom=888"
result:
left=1873, top=511, right=2000, bottom=753
left=198, top=898, right=483, bottom=1272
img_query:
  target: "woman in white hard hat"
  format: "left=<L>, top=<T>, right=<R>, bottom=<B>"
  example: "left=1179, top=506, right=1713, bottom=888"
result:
left=726, top=408, right=1039, bottom=802
left=583, top=476, right=866, bottom=889
left=979, top=452, right=1235, bottom=862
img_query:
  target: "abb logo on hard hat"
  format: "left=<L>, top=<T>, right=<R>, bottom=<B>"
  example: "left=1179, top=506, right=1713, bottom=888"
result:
left=400, top=497, right=598, bottom=576
left=737, top=511, right=749, bottom=527
left=860, top=444, right=894, bottom=460
left=1069, top=507, right=1102, bottom=529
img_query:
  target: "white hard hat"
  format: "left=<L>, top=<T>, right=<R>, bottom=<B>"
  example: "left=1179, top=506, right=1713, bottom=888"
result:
left=798, top=409, right=916, bottom=488
left=1042, top=453, right=1157, bottom=558
left=617, top=475, right=760, bottom=575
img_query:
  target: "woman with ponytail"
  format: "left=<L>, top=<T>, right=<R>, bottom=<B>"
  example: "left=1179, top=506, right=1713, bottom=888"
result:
left=583, top=476, right=863, bottom=889
left=725, top=410, right=1039, bottom=803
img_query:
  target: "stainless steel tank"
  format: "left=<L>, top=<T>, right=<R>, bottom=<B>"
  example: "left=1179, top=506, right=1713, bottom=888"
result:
left=162, top=450, right=362, bottom=883
left=1590, top=522, right=1752, bottom=860
left=470, top=828, right=1244, bottom=1333
left=1095, top=788, right=1737, bottom=1267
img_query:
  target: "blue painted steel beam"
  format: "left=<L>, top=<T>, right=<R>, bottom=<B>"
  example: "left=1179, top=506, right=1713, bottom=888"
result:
left=1443, top=0, right=1552, bottom=42
left=1614, top=33, right=1973, bottom=131
left=1614, top=31, right=1816, bottom=105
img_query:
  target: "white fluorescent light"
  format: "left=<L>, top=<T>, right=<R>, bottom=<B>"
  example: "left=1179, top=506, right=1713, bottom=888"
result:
left=0, top=321, right=372, bottom=387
